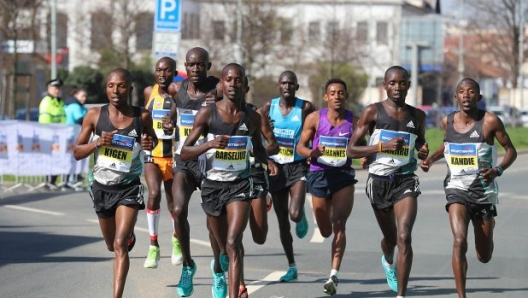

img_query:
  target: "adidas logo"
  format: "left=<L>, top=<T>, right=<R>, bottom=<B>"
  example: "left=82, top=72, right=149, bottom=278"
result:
left=291, top=115, right=300, bottom=122
left=128, top=129, right=138, bottom=137
left=389, top=159, right=395, bottom=164
left=406, top=121, right=415, bottom=128
left=469, top=131, right=480, bottom=138
left=239, top=123, right=248, bottom=131
left=110, top=163, right=116, bottom=168
left=226, top=165, right=235, bottom=170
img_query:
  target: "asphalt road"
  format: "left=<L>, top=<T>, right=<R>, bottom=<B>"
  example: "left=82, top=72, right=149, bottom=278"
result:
left=1, top=155, right=527, bottom=298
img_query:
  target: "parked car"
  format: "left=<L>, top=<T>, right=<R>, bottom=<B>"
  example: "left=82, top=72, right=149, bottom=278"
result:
left=488, top=105, right=522, bottom=127
left=15, top=108, right=39, bottom=122
left=521, top=110, right=528, bottom=127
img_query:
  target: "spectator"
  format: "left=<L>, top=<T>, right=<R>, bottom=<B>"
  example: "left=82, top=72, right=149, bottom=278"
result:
left=39, top=79, right=66, bottom=124
left=64, top=88, right=88, bottom=125
left=64, top=88, right=88, bottom=190
left=39, top=79, right=66, bottom=189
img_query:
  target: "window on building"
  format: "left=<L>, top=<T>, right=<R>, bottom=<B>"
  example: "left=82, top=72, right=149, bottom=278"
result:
left=357, top=21, right=368, bottom=42
left=308, top=21, right=321, bottom=43
left=136, top=12, right=153, bottom=50
left=280, top=18, right=293, bottom=44
left=192, top=15, right=200, bottom=39
left=91, top=10, right=112, bottom=50
left=182, top=13, right=200, bottom=40
left=212, top=20, right=225, bottom=40
left=376, top=21, right=388, bottom=44
left=327, top=21, right=339, bottom=42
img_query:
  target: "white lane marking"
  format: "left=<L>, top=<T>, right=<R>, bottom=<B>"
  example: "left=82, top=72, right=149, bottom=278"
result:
left=306, top=195, right=324, bottom=243
left=4, top=205, right=64, bottom=216
left=246, top=271, right=286, bottom=295
left=86, top=219, right=211, bottom=247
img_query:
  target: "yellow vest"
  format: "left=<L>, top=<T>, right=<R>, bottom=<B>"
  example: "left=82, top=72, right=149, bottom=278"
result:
left=38, top=95, right=66, bottom=124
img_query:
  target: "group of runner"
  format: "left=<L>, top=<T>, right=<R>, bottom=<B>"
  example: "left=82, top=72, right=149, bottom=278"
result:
left=73, top=47, right=517, bottom=298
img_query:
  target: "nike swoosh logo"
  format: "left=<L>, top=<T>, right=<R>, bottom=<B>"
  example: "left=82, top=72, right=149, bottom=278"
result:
left=338, top=132, right=349, bottom=136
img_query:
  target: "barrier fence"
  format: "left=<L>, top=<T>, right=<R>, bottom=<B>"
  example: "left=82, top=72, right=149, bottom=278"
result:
left=0, top=121, right=89, bottom=193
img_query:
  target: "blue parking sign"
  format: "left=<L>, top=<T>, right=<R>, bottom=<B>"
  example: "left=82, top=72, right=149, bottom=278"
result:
left=154, top=0, right=181, bottom=32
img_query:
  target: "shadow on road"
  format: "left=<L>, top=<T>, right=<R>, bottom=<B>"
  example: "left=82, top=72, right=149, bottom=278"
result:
left=0, top=230, right=109, bottom=267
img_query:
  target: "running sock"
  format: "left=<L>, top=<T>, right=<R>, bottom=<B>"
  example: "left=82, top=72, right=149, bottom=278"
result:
left=146, top=209, right=161, bottom=241
left=383, top=256, right=395, bottom=268
left=330, top=269, right=338, bottom=278
left=288, top=263, right=296, bottom=269
left=396, top=296, right=404, bottom=298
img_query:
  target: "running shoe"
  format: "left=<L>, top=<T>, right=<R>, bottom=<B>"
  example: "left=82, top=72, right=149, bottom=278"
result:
left=172, top=236, right=183, bottom=265
left=143, top=245, right=160, bottom=268
left=239, top=285, right=248, bottom=298
left=295, top=209, right=308, bottom=239
left=279, top=267, right=298, bottom=282
left=177, top=259, right=196, bottom=297
left=219, top=253, right=229, bottom=272
left=127, top=230, right=136, bottom=252
left=381, top=255, right=398, bottom=292
left=211, top=260, right=227, bottom=298
left=323, top=275, right=338, bottom=296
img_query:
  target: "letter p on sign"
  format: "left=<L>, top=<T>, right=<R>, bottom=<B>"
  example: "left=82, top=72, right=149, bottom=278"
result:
left=154, top=0, right=181, bottom=32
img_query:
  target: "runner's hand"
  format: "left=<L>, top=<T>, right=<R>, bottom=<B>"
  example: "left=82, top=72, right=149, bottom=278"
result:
left=97, top=130, right=118, bottom=148
left=209, top=135, right=229, bottom=149
left=141, top=133, right=154, bottom=150
left=417, top=142, right=429, bottom=160
left=267, top=159, right=279, bottom=176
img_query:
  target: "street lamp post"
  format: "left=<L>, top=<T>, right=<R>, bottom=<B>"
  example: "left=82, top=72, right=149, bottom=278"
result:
left=519, top=0, right=525, bottom=109
left=407, top=41, right=430, bottom=107
left=50, top=0, right=57, bottom=79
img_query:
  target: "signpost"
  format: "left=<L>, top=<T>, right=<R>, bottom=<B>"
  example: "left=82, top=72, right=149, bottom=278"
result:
left=152, top=0, right=182, bottom=60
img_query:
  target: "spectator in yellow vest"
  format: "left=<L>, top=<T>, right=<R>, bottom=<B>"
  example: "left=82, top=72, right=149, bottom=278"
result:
left=39, top=78, right=66, bottom=189
left=39, top=79, right=66, bottom=124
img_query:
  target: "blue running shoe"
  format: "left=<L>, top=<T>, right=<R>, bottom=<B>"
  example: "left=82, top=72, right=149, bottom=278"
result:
left=381, top=255, right=397, bottom=292
left=177, top=259, right=196, bottom=297
left=211, top=260, right=227, bottom=298
left=279, top=267, right=298, bottom=282
left=219, top=253, right=229, bottom=272
left=296, top=209, right=308, bottom=239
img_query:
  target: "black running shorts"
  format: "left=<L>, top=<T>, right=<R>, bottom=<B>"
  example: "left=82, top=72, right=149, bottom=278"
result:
left=89, top=180, right=145, bottom=218
left=307, top=168, right=357, bottom=199
left=446, top=195, right=497, bottom=219
left=201, top=178, right=254, bottom=217
left=269, top=160, right=308, bottom=193
left=172, top=154, right=204, bottom=190
left=365, top=173, right=421, bottom=211
left=251, top=163, right=269, bottom=198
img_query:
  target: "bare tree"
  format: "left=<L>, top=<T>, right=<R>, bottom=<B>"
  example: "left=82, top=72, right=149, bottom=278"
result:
left=0, top=0, right=44, bottom=118
left=465, top=0, right=524, bottom=88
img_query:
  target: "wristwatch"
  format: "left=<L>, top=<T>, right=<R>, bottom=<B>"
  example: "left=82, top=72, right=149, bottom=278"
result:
left=495, top=166, right=504, bottom=176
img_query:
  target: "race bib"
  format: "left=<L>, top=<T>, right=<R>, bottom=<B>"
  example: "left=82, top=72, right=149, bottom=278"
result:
left=271, top=136, right=295, bottom=164
left=376, top=130, right=413, bottom=166
left=212, top=136, right=249, bottom=171
left=152, top=109, right=173, bottom=139
left=317, top=136, right=348, bottom=167
left=97, top=134, right=135, bottom=172
left=446, top=143, right=479, bottom=175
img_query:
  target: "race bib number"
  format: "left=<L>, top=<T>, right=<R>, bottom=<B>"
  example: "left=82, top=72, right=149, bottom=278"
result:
left=317, top=136, right=348, bottom=167
left=152, top=109, right=173, bottom=139
left=376, top=130, right=412, bottom=166
left=97, top=134, right=135, bottom=172
left=212, top=136, right=249, bottom=171
left=446, top=143, right=479, bottom=175
left=179, top=113, right=195, bottom=140
left=271, top=136, right=295, bottom=164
